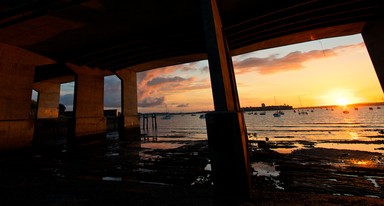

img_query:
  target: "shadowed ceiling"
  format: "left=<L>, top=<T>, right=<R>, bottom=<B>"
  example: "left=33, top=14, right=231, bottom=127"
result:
left=0, top=0, right=383, bottom=73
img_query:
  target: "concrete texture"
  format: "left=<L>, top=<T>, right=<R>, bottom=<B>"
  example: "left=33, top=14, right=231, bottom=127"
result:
left=69, top=64, right=108, bottom=137
left=116, top=69, right=140, bottom=138
left=34, top=81, right=60, bottom=119
left=1, top=1, right=381, bottom=72
left=0, top=44, right=54, bottom=150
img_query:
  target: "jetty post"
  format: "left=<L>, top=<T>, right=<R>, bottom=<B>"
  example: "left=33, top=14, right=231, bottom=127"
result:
left=201, top=0, right=252, bottom=201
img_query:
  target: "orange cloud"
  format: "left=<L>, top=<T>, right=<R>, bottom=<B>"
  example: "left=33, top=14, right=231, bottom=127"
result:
left=137, top=63, right=210, bottom=108
left=233, top=43, right=364, bottom=75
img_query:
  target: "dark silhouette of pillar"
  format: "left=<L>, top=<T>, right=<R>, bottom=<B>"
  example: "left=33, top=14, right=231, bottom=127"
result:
left=201, top=0, right=252, bottom=202
left=362, top=22, right=384, bottom=92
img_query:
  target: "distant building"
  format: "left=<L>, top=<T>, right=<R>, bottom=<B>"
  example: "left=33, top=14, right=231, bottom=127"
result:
left=241, top=103, right=293, bottom=112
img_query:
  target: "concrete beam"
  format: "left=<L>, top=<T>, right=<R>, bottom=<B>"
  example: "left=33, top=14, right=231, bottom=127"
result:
left=115, top=69, right=140, bottom=139
left=0, top=43, right=54, bottom=151
left=201, top=0, right=252, bottom=202
left=362, top=22, right=384, bottom=93
left=68, top=64, right=107, bottom=137
left=33, top=81, right=60, bottom=119
left=231, top=22, right=365, bottom=56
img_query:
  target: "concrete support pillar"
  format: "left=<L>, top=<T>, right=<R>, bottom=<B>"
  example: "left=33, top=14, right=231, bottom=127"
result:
left=115, top=69, right=140, bottom=139
left=201, top=0, right=252, bottom=202
left=68, top=64, right=106, bottom=137
left=362, top=22, right=384, bottom=92
left=33, top=81, right=61, bottom=119
left=0, top=63, right=35, bottom=150
left=0, top=43, right=54, bottom=151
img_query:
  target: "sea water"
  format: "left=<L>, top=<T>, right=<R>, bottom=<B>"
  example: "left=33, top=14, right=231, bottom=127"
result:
left=141, top=106, right=384, bottom=153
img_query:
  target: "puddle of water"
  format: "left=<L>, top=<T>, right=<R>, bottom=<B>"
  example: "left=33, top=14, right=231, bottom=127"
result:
left=141, top=142, right=185, bottom=150
left=139, top=181, right=172, bottom=186
left=365, top=176, right=383, bottom=188
left=271, top=143, right=305, bottom=154
left=134, top=168, right=157, bottom=173
left=204, top=163, right=211, bottom=171
left=105, top=152, right=119, bottom=157
left=366, top=177, right=380, bottom=188
left=251, top=162, right=284, bottom=190
left=365, top=195, right=381, bottom=198
left=102, top=176, right=122, bottom=181
left=316, top=143, right=382, bottom=153
left=191, top=174, right=212, bottom=186
left=251, top=162, right=280, bottom=177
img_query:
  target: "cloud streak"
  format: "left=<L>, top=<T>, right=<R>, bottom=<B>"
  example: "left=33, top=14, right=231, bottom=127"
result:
left=147, top=76, right=188, bottom=86
left=233, top=43, right=364, bottom=75
left=138, top=96, right=165, bottom=107
left=176, top=103, right=189, bottom=108
left=137, top=62, right=210, bottom=108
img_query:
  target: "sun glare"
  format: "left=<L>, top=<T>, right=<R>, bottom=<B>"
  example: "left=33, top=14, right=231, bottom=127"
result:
left=320, top=89, right=360, bottom=107
left=337, top=98, right=348, bottom=106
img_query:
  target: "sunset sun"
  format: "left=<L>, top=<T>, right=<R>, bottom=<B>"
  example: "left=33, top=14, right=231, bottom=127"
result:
left=337, top=98, right=348, bottom=106
left=318, top=89, right=362, bottom=107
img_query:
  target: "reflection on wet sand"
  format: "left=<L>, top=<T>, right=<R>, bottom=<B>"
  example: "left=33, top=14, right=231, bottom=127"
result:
left=1, top=128, right=384, bottom=204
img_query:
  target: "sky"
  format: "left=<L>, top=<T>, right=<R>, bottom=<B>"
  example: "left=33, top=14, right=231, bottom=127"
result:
left=52, top=34, right=383, bottom=113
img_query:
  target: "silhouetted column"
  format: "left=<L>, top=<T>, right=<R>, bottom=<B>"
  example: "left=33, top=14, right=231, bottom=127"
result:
left=0, top=43, right=54, bottom=151
left=201, top=0, right=252, bottom=202
left=362, top=22, right=384, bottom=92
left=115, top=69, right=140, bottom=140
left=68, top=64, right=107, bottom=137
left=33, top=81, right=60, bottom=119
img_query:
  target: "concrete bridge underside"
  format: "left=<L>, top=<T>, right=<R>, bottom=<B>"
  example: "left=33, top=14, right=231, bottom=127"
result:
left=0, top=0, right=384, bottom=201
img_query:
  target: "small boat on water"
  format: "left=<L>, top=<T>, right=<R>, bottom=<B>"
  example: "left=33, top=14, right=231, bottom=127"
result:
left=161, top=103, right=172, bottom=119
left=161, top=113, right=172, bottom=119
left=259, top=111, right=266, bottom=115
left=199, top=114, right=205, bottom=119
left=273, top=111, right=281, bottom=117
left=298, top=110, right=308, bottom=115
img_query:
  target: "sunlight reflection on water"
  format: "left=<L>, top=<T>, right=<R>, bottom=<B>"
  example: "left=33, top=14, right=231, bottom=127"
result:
left=141, top=106, right=384, bottom=154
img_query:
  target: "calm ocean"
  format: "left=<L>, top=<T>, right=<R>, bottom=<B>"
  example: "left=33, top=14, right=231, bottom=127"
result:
left=141, top=105, right=384, bottom=153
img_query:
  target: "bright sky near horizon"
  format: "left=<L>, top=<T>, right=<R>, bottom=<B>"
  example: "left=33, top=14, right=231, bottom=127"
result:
left=54, top=34, right=383, bottom=113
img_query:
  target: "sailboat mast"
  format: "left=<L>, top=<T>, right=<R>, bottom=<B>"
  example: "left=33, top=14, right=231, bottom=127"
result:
left=298, top=96, right=303, bottom=107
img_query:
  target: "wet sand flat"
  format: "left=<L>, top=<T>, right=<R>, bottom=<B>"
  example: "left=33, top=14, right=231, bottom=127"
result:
left=0, top=135, right=384, bottom=205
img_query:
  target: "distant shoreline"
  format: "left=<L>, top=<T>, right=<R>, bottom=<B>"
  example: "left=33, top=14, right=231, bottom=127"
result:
left=141, top=102, right=384, bottom=115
